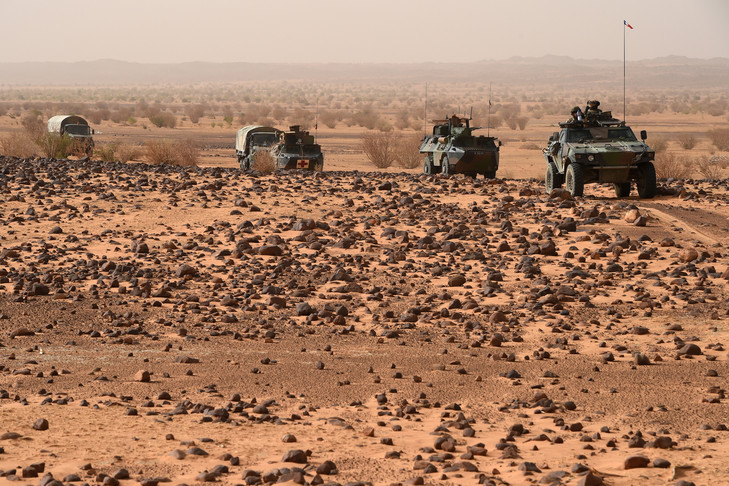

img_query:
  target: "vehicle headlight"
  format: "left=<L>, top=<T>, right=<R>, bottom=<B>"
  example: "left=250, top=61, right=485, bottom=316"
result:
left=588, top=155, right=595, bottom=162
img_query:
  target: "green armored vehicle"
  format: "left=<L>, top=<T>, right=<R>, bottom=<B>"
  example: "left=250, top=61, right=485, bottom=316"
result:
left=235, top=125, right=282, bottom=169
left=420, top=114, right=500, bottom=178
left=47, top=115, right=95, bottom=157
left=543, top=102, right=656, bottom=198
left=270, top=125, right=324, bottom=171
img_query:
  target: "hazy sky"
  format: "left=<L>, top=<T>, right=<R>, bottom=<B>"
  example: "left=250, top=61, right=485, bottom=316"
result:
left=2, top=0, right=727, bottom=63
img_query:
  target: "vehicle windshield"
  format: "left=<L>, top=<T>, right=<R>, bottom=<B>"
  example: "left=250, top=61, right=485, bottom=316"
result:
left=65, top=124, right=91, bottom=136
left=250, top=132, right=278, bottom=147
left=565, top=127, right=638, bottom=143
left=607, top=127, right=637, bottom=141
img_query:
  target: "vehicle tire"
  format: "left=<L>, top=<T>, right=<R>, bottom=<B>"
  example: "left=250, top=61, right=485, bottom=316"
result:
left=565, top=163, right=584, bottom=197
left=483, top=170, right=496, bottom=179
left=423, top=155, right=435, bottom=175
left=545, top=162, right=562, bottom=193
left=637, top=162, right=657, bottom=199
left=441, top=156, right=451, bottom=175
left=614, top=182, right=631, bottom=198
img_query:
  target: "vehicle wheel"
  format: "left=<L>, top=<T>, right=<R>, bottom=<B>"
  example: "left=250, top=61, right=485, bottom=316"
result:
left=483, top=170, right=496, bottom=179
left=441, top=156, right=450, bottom=175
left=545, top=162, right=562, bottom=193
left=423, top=155, right=435, bottom=175
left=565, top=163, right=584, bottom=197
left=614, top=182, right=631, bottom=198
left=637, top=162, right=657, bottom=199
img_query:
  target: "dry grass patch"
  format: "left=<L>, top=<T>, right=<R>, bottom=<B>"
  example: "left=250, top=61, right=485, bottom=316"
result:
left=0, top=132, right=38, bottom=158
left=37, top=133, right=72, bottom=159
left=708, top=128, right=729, bottom=151
left=677, top=133, right=697, bottom=150
left=696, top=155, right=728, bottom=180
left=146, top=139, right=198, bottom=166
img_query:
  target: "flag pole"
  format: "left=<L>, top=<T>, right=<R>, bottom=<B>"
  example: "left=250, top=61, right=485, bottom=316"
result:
left=623, top=21, right=626, bottom=125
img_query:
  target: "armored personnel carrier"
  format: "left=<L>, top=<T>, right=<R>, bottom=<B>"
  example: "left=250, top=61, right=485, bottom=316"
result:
left=419, top=114, right=500, bottom=178
left=543, top=106, right=656, bottom=198
left=270, top=125, right=323, bottom=171
left=235, top=125, right=282, bottom=169
left=47, top=115, right=95, bottom=156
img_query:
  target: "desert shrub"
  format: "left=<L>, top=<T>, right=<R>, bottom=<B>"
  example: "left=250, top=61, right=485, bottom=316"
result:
left=127, top=116, right=137, bottom=125
left=677, top=133, right=697, bottom=150
left=353, top=106, right=380, bottom=130
left=37, top=133, right=72, bottom=159
left=649, top=135, right=668, bottom=152
left=145, top=138, right=197, bottom=166
left=149, top=112, right=177, bottom=128
left=516, top=116, right=529, bottom=130
left=185, top=104, right=206, bottom=124
left=708, top=128, right=729, bottom=151
left=117, top=143, right=142, bottom=163
left=252, top=150, right=276, bottom=174
left=85, top=110, right=103, bottom=125
left=361, top=131, right=396, bottom=169
left=695, top=155, right=728, bottom=180
left=319, top=110, right=338, bottom=129
left=290, top=107, right=313, bottom=130
left=95, top=142, right=119, bottom=162
left=0, top=132, right=38, bottom=157
left=22, top=113, right=46, bottom=141
left=393, top=135, right=422, bottom=169
left=374, top=118, right=393, bottom=132
left=654, top=152, right=691, bottom=180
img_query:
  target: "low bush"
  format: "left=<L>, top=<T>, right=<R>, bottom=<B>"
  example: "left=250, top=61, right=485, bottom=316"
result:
left=696, top=155, right=728, bottom=180
left=117, top=143, right=142, bottom=163
left=22, top=113, right=46, bottom=141
left=708, top=128, right=729, bottom=151
left=394, top=135, right=422, bottom=169
left=654, top=152, right=691, bottom=180
left=149, top=112, right=177, bottom=128
left=0, top=132, right=38, bottom=158
left=252, top=150, right=276, bottom=174
left=677, top=133, right=697, bottom=150
left=649, top=135, right=668, bottom=152
left=145, top=138, right=198, bottom=166
left=95, top=142, right=118, bottom=162
left=37, top=133, right=72, bottom=159
left=362, top=131, right=396, bottom=169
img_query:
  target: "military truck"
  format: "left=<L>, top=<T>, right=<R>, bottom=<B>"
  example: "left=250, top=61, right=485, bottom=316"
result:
left=47, top=115, right=95, bottom=156
left=420, top=114, right=500, bottom=178
left=270, top=125, right=323, bottom=171
left=235, top=125, right=282, bottom=169
left=543, top=108, right=656, bottom=198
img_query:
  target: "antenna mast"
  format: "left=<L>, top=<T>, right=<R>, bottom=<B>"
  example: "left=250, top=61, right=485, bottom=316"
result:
left=488, top=83, right=492, bottom=137
left=314, top=96, right=319, bottom=143
left=424, top=83, right=428, bottom=136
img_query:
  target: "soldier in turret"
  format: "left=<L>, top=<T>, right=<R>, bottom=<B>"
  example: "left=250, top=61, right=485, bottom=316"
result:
left=567, top=106, right=583, bottom=124
left=584, top=100, right=602, bottom=118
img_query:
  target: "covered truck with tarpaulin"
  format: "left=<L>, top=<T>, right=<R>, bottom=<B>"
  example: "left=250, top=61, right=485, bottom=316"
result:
left=47, top=115, right=95, bottom=156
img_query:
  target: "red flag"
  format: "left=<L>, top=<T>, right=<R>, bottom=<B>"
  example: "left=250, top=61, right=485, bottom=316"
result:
left=624, top=20, right=633, bottom=29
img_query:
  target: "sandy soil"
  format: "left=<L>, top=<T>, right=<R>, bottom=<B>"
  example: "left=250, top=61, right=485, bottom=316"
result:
left=0, top=142, right=728, bottom=486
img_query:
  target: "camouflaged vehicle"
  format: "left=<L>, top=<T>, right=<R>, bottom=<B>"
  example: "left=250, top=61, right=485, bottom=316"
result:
left=420, top=114, right=500, bottom=178
left=270, top=125, right=323, bottom=171
left=543, top=109, right=656, bottom=198
left=47, top=115, right=95, bottom=156
left=235, top=125, right=282, bottom=169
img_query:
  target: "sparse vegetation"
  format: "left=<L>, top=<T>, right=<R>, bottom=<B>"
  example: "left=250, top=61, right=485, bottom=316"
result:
left=393, top=135, right=422, bottom=169
left=252, top=150, right=276, bottom=174
left=708, top=128, right=729, bottom=151
left=649, top=135, right=668, bottom=152
left=654, top=152, right=691, bottom=180
left=37, top=133, right=72, bottom=159
left=149, top=112, right=177, bottom=128
left=696, top=155, right=728, bottom=180
left=677, top=133, right=697, bottom=150
left=0, top=132, right=37, bottom=158
left=145, top=138, right=197, bottom=166
left=362, top=131, right=396, bottom=169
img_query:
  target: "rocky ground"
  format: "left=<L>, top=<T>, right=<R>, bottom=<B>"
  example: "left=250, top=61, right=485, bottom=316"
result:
left=1, top=156, right=729, bottom=486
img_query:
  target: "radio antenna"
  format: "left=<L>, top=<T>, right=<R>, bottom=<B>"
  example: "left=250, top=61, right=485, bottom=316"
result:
left=423, top=82, right=428, bottom=136
left=314, top=96, right=319, bottom=143
left=488, top=83, right=492, bottom=137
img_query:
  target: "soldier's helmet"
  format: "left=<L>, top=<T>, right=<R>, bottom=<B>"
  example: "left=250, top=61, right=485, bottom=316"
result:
left=588, top=100, right=600, bottom=108
left=571, top=106, right=580, bottom=114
